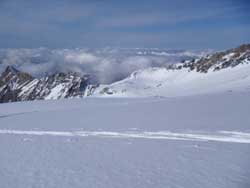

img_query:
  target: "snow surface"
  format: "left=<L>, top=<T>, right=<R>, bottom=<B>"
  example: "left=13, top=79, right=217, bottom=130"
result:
left=44, top=84, right=67, bottom=100
left=0, top=91, right=250, bottom=188
left=92, top=62, right=250, bottom=97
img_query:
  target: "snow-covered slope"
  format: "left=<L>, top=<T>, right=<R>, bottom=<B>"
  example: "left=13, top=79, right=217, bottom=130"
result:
left=0, top=92, right=250, bottom=188
left=93, top=62, right=250, bottom=97
left=92, top=44, right=250, bottom=97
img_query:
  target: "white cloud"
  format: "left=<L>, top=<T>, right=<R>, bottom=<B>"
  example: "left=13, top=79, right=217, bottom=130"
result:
left=0, top=48, right=206, bottom=84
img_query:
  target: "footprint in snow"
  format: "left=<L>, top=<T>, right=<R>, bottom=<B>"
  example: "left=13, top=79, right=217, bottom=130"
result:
left=23, top=138, right=33, bottom=142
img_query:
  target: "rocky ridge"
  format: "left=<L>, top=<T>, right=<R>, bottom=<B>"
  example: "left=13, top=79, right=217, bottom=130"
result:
left=0, top=67, right=89, bottom=103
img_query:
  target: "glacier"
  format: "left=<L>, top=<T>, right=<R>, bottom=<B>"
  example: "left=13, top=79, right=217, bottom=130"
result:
left=0, top=91, right=250, bottom=188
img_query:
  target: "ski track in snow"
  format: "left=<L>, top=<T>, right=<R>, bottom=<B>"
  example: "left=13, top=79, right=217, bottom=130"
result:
left=0, top=129, right=250, bottom=144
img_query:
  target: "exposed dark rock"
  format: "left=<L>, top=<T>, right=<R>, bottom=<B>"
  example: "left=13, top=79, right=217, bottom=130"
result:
left=0, top=66, right=89, bottom=103
left=172, top=44, right=250, bottom=72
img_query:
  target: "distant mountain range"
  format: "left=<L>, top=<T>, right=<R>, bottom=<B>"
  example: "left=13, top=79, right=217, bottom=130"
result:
left=0, top=44, right=249, bottom=103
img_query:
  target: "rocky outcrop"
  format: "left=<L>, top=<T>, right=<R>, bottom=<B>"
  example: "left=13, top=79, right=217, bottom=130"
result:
left=0, top=66, right=89, bottom=103
left=170, top=44, right=250, bottom=73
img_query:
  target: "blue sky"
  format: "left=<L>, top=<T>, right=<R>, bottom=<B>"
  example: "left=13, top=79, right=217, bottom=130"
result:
left=0, top=0, right=249, bottom=50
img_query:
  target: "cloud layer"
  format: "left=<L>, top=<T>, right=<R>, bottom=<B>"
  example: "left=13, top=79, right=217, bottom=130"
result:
left=0, top=48, right=206, bottom=84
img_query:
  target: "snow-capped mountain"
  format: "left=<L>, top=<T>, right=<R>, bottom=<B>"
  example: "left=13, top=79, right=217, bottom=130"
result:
left=0, top=66, right=89, bottom=103
left=0, top=44, right=249, bottom=102
left=92, top=44, right=250, bottom=97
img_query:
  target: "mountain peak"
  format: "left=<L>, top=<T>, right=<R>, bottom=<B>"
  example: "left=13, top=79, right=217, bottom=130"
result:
left=2, top=66, right=19, bottom=75
left=0, top=66, right=33, bottom=84
left=0, top=67, right=89, bottom=103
